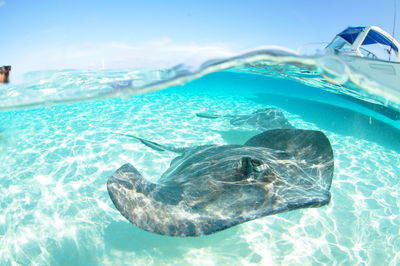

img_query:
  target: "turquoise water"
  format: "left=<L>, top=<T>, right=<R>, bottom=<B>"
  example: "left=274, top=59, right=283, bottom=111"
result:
left=0, top=52, right=400, bottom=265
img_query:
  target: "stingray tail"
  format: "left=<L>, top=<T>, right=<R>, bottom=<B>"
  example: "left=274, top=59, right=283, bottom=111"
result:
left=112, top=132, right=184, bottom=153
left=196, top=112, right=223, bottom=119
left=196, top=112, right=237, bottom=119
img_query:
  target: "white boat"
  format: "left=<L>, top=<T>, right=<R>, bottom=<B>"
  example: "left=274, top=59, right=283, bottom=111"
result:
left=325, top=26, right=400, bottom=91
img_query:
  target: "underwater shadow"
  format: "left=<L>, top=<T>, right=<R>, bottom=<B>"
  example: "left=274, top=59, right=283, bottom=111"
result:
left=337, top=94, right=400, bottom=121
left=214, top=129, right=260, bottom=145
left=102, top=221, right=257, bottom=260
left=249, top=93, right=400, bottom=152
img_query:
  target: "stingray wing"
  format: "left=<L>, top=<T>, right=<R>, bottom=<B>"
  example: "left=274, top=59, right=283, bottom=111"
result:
left=107, top=163, right=245, bottom=237
left=245, top=128, right=334, bottom=192
left=230, top=108, right=294, bottom=130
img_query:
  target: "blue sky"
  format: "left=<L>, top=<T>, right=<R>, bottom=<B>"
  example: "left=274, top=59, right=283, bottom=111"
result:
left=1, top=0, right=399, bottom=76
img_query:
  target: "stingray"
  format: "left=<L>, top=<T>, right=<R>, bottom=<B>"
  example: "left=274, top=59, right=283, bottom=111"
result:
left=196, top=108, right=294, bottom=131
left=107, top=128, right=334, bottom=237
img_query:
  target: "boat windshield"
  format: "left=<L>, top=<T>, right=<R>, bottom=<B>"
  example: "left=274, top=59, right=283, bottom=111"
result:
left=326, top=36, right=357, bottom=55
left=359, top=29, right=399, bottom=61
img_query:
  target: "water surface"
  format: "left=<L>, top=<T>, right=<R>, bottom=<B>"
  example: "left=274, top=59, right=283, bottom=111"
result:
left=0, top=50, right=399, bottom=265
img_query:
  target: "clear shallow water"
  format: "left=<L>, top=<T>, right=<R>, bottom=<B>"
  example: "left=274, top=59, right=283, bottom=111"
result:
left=0, top=51, right=400, bottom=265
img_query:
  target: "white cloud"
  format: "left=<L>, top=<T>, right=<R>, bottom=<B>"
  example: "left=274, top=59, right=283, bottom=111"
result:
left=0, top=1, right=6, bottom=7
left=12, top=38, right=237, bottom=75
left=147, top=36, right=172, bottom=46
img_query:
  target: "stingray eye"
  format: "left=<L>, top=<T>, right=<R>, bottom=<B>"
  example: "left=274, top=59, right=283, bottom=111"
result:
left=238, top=157, right=264, bottom=177
left=251, top=159, right=262, bottom=167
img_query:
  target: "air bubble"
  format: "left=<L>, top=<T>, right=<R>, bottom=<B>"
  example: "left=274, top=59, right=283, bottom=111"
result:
left=318, top=56, right=349, bottom=85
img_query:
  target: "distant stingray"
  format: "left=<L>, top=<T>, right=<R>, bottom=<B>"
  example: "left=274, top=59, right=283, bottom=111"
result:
left=107, top=129, right=334, bottom=237
left=196, top=108, right=293, bottom=131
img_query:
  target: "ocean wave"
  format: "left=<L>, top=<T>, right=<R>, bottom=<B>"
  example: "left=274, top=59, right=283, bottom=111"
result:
left=1, top=47, right=399, bottom=112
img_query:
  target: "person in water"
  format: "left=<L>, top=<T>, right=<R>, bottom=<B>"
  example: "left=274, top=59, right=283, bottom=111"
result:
left=0, top=65, right=11, bottom=83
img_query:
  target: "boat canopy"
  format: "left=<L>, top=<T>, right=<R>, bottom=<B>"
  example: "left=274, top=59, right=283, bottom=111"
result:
left=338, top=27, right=366, bottom=45
left=338, top=26, right=399, bottom=52
left=327, top=26, right=400, bottom=61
